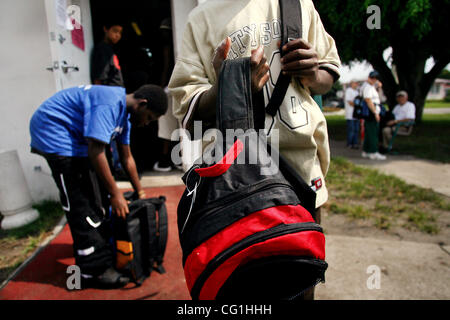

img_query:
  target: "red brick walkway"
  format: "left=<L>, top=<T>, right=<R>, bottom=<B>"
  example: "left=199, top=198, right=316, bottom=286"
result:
left=0, top=185, right=191, bottom=300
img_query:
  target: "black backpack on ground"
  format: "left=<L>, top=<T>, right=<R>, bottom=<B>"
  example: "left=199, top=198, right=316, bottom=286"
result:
left=112, top=191, right=168, bottom=285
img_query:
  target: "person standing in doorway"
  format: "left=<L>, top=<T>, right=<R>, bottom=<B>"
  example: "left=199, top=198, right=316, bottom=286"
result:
left=91, top=19, right=126, bottom=179
left=91, top=19, right=124, bottom=87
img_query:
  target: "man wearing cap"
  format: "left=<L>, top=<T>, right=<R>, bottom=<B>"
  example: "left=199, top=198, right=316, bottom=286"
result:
left=381, top=91, right=416, bottom=149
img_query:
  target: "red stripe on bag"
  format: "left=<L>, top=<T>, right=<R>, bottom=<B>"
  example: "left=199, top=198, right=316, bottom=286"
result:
left=194, top=139, right=244, bottom=177
left=183, top=204, right=315, bottom=291
left=199, top=231, right=325, bottom=300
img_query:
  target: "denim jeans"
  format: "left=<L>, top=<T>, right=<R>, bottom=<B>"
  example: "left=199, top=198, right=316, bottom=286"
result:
left=346, top=119, right=360, bottom=146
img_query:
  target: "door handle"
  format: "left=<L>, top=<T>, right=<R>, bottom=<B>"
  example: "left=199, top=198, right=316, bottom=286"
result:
left=61, top=60, right=79, bottom=73
left=46, top=61, right=59, bottom=72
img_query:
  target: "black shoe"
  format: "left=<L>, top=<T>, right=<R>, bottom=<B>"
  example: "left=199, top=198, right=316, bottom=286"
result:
left=82, top=267, right=130, bottom=289
left=153, top=158, right=173, bottom=172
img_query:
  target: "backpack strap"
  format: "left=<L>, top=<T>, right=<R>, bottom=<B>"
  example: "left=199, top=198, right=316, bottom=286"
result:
left=265, top=0, right=303, bottom=117
left=153, top=196, right=168, bottom=274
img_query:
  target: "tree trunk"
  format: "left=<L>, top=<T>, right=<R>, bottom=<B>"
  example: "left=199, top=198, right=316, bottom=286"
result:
left=369, top=45, right=449, bottom=124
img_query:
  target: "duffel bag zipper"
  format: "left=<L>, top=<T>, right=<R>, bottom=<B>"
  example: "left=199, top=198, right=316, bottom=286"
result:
left=181, top=179, right=295, bottom=235
left=190, top=222, right=323, bottom=300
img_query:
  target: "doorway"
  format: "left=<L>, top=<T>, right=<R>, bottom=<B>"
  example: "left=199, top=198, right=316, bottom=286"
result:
left=90, top=0, right=172, bottom=172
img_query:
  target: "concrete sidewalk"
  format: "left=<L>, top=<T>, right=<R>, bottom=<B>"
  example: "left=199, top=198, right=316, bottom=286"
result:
left=322, top=138, right=450, bottom=299
left=315, top=234, right=450, bottom=299
left=2, top=159, right=449, bottom=299
left=330, top=139, right=450, bottom=197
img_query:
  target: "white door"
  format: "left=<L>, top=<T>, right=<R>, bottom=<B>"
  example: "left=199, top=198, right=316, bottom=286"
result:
left=44, top=0, right=94, bottom=90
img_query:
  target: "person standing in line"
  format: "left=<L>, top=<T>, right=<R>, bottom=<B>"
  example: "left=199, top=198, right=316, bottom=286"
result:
left=361, top=71, right=387, bottom=160
left=344, top=80, right=360, bottom=149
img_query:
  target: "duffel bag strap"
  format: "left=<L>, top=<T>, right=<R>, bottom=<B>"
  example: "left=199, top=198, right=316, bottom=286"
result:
left=154, top=196, right=168, bottom=274
left=263, top=0, right=303, bottom=117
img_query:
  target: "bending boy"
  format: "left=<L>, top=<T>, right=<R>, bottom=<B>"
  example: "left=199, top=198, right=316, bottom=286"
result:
left=29, top=84, right=167, bottom=287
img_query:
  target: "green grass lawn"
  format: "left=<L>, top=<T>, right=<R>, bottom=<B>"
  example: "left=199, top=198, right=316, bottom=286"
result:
left=425, top=100, right=450, bottom=109
left=0, top=201, right=64, bottom=283
left=325, top=157, right=450, bottom=233
left=326, top=113, right=450, bottom=163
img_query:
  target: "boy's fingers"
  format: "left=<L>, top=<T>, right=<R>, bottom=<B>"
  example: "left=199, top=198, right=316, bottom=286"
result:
left=282, top=38, right=311, bottom=52
left=219, top=37, right=232, bottom=60
left=258, top=72, right=270, bottom=90
left=256, top=60, right=270, bottom=78
left=213, top=37, right=232, bottom=75
left=281, top=48, right=316, bottom=64
left=282, top=57, right=318, bottom=71
left=250, top=45, right=265, bottom=67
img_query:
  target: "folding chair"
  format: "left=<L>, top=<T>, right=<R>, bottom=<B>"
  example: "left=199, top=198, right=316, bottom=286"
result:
left=387, top=120, right=415, bottom=153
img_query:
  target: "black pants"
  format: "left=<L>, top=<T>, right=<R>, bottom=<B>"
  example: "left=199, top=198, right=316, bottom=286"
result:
left=45, top=156, right=114, bottom=277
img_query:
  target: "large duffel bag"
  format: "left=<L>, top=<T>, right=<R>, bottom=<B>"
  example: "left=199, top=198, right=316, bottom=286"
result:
left=177, top=53, right=327, bottom=300
left=112, top=192, right=168, bottom=285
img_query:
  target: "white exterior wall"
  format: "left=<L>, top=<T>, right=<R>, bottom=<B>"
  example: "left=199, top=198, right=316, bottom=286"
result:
left=0, top=0, right=200, bottom=204
left=0, top=0, right=59, bottom=202
left=0, top=0, right=93, bottom=203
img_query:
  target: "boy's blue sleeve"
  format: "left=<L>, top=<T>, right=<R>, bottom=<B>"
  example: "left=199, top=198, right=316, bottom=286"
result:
left=117, top=116, right=131, bottom=145
left=85, top=104, right=116, bottom=144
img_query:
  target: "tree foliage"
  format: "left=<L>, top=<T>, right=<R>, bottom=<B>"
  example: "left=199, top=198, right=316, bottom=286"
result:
left=315, top=0, right=450, bottom=122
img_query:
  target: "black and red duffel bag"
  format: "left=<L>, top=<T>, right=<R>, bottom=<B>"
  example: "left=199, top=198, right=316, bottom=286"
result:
left=177, top=53, right=328, bottom=300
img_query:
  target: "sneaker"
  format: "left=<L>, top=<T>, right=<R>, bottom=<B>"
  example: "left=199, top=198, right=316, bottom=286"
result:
left=153, top=160, right=172, bottom=172
left=82, top=267, right=130, bottom=289
left=362, top=151, right=370, bottom=158
left=369, top=152, right=387, bottom=160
